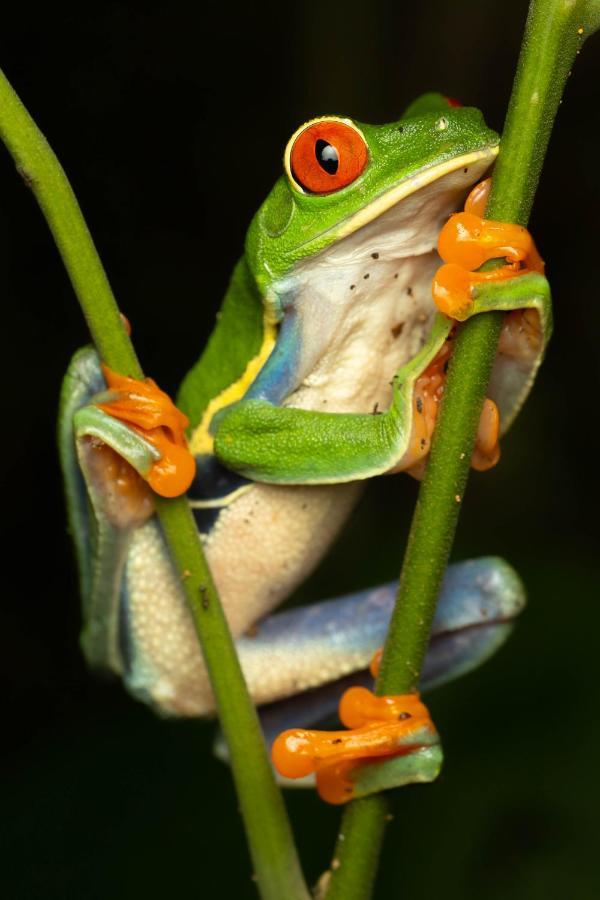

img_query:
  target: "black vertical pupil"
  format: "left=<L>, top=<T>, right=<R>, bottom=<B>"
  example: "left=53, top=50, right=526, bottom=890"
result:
left=315, top=139, right=339, bottom=175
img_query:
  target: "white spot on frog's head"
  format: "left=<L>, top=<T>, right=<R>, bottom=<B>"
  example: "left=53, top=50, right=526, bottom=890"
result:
left=435, top=117, right=449, bottom=132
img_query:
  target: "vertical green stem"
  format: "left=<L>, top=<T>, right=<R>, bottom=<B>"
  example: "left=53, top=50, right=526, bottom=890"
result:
left=0, top=69, right=309, bottom=900
left=325, top=3, right=599, bottom=898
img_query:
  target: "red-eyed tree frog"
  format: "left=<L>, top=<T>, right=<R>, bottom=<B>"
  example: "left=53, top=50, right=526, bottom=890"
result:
left=59, top=93, right=551, bottom=804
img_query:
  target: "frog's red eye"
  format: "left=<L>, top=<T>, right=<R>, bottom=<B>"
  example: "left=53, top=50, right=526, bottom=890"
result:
left=287, top=119, right=368, bottom=194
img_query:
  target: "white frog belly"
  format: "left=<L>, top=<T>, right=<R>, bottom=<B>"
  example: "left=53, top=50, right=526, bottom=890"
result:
left=123, top=479, right=361, bottom=715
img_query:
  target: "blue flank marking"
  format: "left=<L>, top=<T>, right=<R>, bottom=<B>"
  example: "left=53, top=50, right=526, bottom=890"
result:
left=232, top=557, right=525, bottom=741
left=188, top=302, right=301, bottom=535
left=188, top=455, right=251, bottom=534
left=238, top=558, right=523, bottom=657
left=245, top=307, right=301, bottom=405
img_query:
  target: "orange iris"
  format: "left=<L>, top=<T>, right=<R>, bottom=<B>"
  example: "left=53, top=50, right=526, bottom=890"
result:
left=289, top=120, right=368, bottom=194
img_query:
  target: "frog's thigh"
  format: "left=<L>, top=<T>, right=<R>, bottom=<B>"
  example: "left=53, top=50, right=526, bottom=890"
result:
left=121, top=481, right=362, bottom=716
left=122, top=540, right=522, bottom=717
left=212, top=556, right=526, bottom=773
left=120, top=519, right=208, bottom=714
left=201, top=481, right=362, bottom=634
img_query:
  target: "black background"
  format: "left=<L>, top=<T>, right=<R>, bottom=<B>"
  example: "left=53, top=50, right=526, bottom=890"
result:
left=2, top=2, right=600, bottom=897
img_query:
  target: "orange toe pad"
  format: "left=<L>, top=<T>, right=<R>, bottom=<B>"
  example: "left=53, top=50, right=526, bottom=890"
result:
left=272, top=688, right=436, bottom=804
left=98, top=365, right=196, bottom=498
left=432, top=178, right=544, bottom=320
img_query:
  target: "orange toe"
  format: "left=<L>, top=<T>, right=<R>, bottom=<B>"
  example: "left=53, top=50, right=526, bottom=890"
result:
left=98, top=365, right=196, bottom=497
left=432, top=179, right=544, bottom=321
left=272, top=688, right=436, bottom=804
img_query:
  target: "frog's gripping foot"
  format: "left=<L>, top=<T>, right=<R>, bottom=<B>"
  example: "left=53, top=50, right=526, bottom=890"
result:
left=272, top=687, right=441, bottom=804
left=432, top=178, right=544, bottom=321
left=405, top=334, right=501, bottom=474
left=97, top=366, right=196, bottom=498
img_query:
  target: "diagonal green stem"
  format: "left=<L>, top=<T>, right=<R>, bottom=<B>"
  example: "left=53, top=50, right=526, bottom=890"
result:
left=0, top=69, right=309, bottom=900
left=325, top=3, right=600, bottom=898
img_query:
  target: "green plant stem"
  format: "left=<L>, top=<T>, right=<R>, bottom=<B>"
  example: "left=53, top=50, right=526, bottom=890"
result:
left=0, top=69, right=309, bottom=900
left=325, top=3, right=600, bottom=898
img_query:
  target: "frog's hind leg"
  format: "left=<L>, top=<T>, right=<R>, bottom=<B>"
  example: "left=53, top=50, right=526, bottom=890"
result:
left=58, top=347, right=155, bottom=674
left=59, top=347, right=107, bottom=603
left=221, top=556, right=524, bottom=759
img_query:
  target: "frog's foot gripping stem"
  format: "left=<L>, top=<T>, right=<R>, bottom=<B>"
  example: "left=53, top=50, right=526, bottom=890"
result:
left=272, top=687, right=441, bottom=804
left=402, top=333, right=501, bottom=474
left=95, top=366, right=196, bottom=498
left=432, top=178, right=545, bottom=321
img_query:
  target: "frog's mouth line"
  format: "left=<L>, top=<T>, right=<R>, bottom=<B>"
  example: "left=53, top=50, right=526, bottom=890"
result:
left=331, top=144, right=499, bottom=244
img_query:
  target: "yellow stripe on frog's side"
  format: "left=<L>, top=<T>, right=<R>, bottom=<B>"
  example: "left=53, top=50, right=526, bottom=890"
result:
left=189, top=315, right=278, bottom=456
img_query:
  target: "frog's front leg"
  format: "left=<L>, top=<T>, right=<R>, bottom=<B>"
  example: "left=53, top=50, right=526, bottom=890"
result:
left=430, top=177, right=552, bottom=438
left=432, top=177, right=545, bottom=321
left=214, top=280, right=551, bottom=485
left=85, top=364, right=196, bottom=498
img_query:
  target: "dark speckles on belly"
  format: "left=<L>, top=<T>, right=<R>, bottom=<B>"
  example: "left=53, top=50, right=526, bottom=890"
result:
left=200, top=585, right=209, bottom=611
left=391, top=322, right=405, bottom=339
left=371, top=252, right=379, bottom=259
left=363, top=273, right=370, bottom=279
left=406, top=286, right=413, bottom=296
left=350, top=284, right=356, bottom=290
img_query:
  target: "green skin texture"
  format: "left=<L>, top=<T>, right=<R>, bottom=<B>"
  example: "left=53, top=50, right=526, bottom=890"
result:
left=212, top=277, right=550, bottom=484
left=70, top=93, right=552, bottom=798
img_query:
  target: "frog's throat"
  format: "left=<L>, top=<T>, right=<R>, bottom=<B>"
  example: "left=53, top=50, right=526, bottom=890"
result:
left=190, top=146, right=499, bottom=457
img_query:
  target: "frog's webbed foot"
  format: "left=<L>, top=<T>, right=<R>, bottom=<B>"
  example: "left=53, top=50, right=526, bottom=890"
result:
left=432, top=177, right=545, bottom=321
left=398, top=178, right=550, bottom=476
left=96, top=366, right=196, bottom=497
left=255, top=555, right=524, bottom=803
left=400, top=331, right=501, bottom=476
left=272, top=688, right=441, bottom=804
left=78, top=365, right=196, bottom=500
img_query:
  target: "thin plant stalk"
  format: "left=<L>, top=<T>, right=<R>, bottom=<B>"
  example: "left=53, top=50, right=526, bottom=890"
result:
left=324, top=2, right=600, bottom=897
left=0, top=69, right=310, bottom=900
